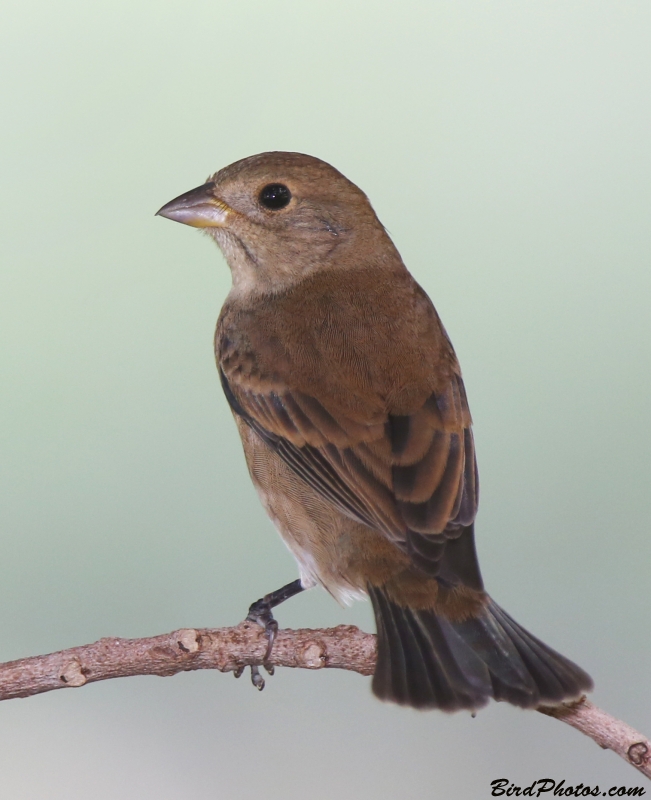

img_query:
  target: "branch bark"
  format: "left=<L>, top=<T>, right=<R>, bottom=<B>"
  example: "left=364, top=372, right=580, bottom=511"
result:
left=1, top=623, right=648, bottom=780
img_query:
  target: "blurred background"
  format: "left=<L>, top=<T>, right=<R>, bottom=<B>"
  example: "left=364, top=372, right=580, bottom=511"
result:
left=1, top=1, right=650, bottom=796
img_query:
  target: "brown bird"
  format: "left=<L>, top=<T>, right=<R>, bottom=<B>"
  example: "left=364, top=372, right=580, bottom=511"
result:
left=157, top=152, right=592, bottom=711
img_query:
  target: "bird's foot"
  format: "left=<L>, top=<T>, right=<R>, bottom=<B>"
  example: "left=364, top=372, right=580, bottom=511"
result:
left=247, top=596, right=280, bottom=662
left=233, top=579, right=304, bottom=691
left=233, top=597, right=279, bottom=691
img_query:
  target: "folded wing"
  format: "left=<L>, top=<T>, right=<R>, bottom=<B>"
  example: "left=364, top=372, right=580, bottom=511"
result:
left=220, top=364, right=481, bottom=588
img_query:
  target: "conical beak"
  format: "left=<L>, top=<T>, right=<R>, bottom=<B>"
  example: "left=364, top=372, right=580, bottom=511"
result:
left=156, top=182, right=231, bottom=228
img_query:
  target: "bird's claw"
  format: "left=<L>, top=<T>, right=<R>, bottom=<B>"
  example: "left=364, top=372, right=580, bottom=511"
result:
left=250, top=665, right=265, bottom=690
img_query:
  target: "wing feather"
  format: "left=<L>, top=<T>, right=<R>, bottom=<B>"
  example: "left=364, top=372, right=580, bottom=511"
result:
left=220, top=362, right=480, bottom=584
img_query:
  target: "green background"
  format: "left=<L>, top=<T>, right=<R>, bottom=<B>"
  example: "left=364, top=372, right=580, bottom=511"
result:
left=1, top=1, right=649, bottom=796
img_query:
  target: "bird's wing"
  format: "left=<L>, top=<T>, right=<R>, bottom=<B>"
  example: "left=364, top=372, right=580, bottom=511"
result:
left=219, top=364, right=479, bottom=584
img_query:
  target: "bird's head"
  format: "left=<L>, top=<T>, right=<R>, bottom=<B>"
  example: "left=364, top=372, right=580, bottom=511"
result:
left=156, top=151, right=394, bottom=293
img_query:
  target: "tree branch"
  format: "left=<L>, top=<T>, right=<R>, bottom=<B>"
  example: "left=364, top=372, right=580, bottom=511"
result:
left=1, top=623, right=648, bottom=780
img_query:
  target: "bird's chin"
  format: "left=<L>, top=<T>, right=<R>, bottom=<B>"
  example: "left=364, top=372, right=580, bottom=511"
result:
left=202, top=226, right=231, bottom=249
left=203, top=228, right=252, bottom=275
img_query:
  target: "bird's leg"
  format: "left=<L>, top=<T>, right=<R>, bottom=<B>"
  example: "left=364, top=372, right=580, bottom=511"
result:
left=237, top=579, right=305, bottom=690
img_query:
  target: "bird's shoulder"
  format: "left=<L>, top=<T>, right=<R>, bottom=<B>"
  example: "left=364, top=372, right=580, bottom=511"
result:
left=216, top=265, right=459, bottom=419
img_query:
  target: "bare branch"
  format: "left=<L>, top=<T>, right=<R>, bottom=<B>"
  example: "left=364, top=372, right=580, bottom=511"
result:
left=1, top=624, right=648, bottom=780
left=0, top=623, right=375, bottom=699
left=539, top=699, right=650, bottom=780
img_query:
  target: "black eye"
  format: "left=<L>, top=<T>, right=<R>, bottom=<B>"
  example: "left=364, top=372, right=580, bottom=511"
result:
left=259, top=183, right=291, bottom=210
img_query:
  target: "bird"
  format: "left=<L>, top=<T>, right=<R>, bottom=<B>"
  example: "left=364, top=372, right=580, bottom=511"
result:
left=156, top=151, right=593, bottom=711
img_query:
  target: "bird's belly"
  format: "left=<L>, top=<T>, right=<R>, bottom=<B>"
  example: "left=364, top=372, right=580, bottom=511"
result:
left=236, top=419, right=370, bottom=605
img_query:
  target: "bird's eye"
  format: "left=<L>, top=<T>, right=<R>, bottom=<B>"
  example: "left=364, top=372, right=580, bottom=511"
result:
left=259, top=183, right=291, bottom=210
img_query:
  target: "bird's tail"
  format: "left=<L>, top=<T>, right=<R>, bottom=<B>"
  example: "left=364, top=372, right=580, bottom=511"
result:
left=368, top=585, right=592, bottom=711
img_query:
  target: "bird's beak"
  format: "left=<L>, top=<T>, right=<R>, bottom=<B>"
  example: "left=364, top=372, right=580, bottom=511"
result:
left=156, top=182, right=231, bottom=228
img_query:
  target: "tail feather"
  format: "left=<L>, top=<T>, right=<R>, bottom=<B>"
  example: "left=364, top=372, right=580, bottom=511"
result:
left=381, top=589, right=489, bottom=709
left=369, top=586, right=593, bottom=712
left=488, top=602, right=591, bottom=704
